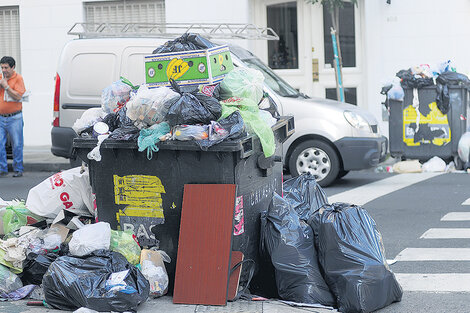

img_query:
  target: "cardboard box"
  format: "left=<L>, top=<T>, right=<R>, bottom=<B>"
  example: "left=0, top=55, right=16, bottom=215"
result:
left=145, top=45, right=234, bottom=87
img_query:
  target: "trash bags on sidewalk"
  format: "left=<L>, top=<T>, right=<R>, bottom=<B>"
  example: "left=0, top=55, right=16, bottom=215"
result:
left=260, top=193, right=335, bottom=306
left=308, top=203, right=403, bottom=313
left=43, top=250, right=149, bottom=312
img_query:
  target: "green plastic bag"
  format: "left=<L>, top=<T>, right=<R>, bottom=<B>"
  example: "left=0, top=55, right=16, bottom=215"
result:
left=220, top=97, right=275, bottom=157
left=220, top=67, right=265, bottom=103
left=110, top=230, right=141, bottom=265
left=138, top=122, right=171, bottom=160
left=3, top=201, right=44, bottom=234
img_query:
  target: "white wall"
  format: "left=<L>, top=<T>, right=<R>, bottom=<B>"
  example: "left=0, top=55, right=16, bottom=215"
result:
left=363, top=0, right=470, bottom=138
left=0, top=0, right=84, bottom=146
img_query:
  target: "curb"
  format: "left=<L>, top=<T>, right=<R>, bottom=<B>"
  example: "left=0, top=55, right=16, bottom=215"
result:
left=8, top=162, right=71, bottom=172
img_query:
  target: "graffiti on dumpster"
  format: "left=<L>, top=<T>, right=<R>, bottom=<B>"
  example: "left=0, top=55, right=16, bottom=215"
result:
left=113, top=175, right=166, bottom=246
left=403, top=102, right=451, bottom=146
left=248, top=177, right=279, bottom=207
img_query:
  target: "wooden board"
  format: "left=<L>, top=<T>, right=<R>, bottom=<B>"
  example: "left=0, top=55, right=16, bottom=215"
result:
left=173, top=184, right=237, bottom=305
left=228, top=251, right=244, bottom=301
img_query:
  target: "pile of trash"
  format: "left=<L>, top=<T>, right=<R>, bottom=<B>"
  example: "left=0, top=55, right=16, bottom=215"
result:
left=0, top=168, right=170, bottom=312
left=260, top=174, right=403, bottom=312
left=73, top=34, right=278, bottom=162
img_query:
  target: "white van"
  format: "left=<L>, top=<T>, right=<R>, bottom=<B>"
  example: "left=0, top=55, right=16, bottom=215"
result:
left=51, top=36, right=386, bottom=187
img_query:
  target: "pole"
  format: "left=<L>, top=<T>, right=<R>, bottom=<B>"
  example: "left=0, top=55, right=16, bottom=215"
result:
left=330, top=27, right=344, bottom=102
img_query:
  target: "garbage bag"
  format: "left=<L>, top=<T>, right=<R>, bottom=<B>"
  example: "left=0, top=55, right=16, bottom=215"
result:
left=166, top=80, right=222, bottom=127
left=69, top=222, right=111, bottom=257
left=0, top=264, right=23, bottom=294
left=110, top=230, right=141, bottom=265
left=396, top=69, right=434, bottom=89
left=309, top=203, right=402, bottom=313
left=21, top=252, right=59, bottom=285
left=422, top=156, right=446, bottom=172
left=126, top=85, right=179, bottom=129
left=137, top=122, right=171, bottom=160
left=108, top=124, right=140, bottom=141
left=172, top=124, right=209, bottom=141
left=26, top=167, right=94, bottom=219
left=194, top=112, right=246, bottom=150
left=220, top=67, right=265, bottom=103
left=140, top=249, right=170, bottom=297
left=72, top=108, right=107, bottom=135
left=436, top=71, right=470, bottom=114
left=43, top=250, right=149, bottom=312
left=152, top=33, right=216, bottom=54
left=260, top=193, right=335, bottom=306
left=458, top=132, right=470, bottom=164
left=282, top=173, right=328, bottom=221
left=101, top=79, right=133, bottom=114
left=220, top=97, right=275, bottom=157
left=3, top=202, right=44, bottom=234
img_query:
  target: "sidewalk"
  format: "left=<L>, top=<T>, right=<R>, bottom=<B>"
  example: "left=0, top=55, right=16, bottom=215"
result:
left=1, top=296, right=337, bottom=313
left=7, top=146, right=71, bottom=172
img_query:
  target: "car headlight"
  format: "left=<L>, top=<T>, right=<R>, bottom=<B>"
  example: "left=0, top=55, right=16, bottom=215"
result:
left=343, top=110, right=372, bottom=133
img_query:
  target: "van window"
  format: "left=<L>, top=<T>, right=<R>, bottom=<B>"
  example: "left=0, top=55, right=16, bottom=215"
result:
left=69, top=53, right=116, bottom=96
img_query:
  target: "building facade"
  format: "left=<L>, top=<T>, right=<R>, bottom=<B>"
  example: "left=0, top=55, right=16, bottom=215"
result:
left=0, top=0, right=469, bottom=146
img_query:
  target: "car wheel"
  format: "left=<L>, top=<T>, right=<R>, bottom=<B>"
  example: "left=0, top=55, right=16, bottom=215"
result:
left=69, top=157, right=83, bottom=168
left=288, top=139, right=340, bottom=187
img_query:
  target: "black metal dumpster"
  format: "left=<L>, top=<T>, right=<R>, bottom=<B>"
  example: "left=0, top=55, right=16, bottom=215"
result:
left=389, top=86, right=469, bottom=161
left=73, top=116, right=294, bottom=297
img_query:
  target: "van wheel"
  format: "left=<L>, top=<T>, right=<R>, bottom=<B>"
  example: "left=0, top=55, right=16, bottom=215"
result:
left=69, top=157, right=82, bottom=168
left=288, top=139, right=340, bottom=187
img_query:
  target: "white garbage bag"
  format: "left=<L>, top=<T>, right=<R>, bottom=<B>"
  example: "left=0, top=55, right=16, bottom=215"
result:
left=69, top=222, right=111, bottom=257
left=26, top=167, right=93, bottom=219
left=422, top=156, right=446, bottom=172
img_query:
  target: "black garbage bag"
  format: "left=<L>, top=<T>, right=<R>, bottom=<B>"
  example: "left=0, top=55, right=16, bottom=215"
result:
left=309, top=203, right=402, bottom=313
left=152, top=33, right=217, bottom=54
left=282, top=173, right=328, bottom=221
left=260, top=193, right=335, bottom=306
left=196, top=111, right=247, bottom=150
left=42, top=250, right=149, bottom=312
left=436, top=72, right=470, bottom=114
left=109, top=125, right=140, bottom=141
left=166, top=80, right=222, bottom=126
left=21, top=252, right=60, bottom=286
left=396, top=69, right=434, bottom=89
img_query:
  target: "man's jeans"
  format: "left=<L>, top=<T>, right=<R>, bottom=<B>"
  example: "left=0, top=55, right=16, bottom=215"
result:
left=0, top=112, right=24, bottom=173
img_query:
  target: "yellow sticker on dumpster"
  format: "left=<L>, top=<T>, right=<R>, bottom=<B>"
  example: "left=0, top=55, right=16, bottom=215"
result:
left=113, top=175, right=166, bottom=218
left=403, top=101, right=451, bottom=146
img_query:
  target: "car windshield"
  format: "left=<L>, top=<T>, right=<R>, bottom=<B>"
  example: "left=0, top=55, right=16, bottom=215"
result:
left=241, top=57, right=301, bottom=98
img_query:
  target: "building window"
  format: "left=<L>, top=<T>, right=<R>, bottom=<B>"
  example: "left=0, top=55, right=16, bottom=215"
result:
left=267, top=2, right=298, bottom=69
left=326, top=87, right=357, bottom=105
left=323, top=2, right=355, bottom=68
left=84, top=0, right=165, bottom=24
left=0, top=6, right=21, bottom=73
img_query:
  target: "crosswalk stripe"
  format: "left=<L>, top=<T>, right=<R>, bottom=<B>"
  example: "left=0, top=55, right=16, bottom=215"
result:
left=441, top=212, right=470, bottom=221
left=462, top=198, right=470, bottom=205
left=395, top=273, right=470, bottom=292
left=395, top=248, right=470, bottom=261
left=328, top=173, right=442, bottom=205
left=420, top=228, right=470, bottom=239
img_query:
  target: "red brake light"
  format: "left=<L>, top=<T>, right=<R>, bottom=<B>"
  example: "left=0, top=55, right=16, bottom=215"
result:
left=53, top=73, right=60, bottom=127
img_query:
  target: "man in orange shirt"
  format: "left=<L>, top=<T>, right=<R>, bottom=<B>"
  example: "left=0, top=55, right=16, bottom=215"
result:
left=0, top=56, right=26, bottom=177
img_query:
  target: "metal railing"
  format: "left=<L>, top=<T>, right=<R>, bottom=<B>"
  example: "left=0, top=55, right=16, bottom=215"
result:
left=68, top=22, right=279, bottom=40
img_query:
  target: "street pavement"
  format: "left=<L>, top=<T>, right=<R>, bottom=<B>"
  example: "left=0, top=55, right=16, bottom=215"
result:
left=1, top=148, right=470, bottom=312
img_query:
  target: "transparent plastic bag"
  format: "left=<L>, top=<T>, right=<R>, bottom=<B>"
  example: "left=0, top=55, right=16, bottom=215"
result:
left=101, top=80, right=133, bottom=114
left=172, top=125, right=209, bottom=141
left=0, top=264, right=23, bottom=294
left=220, top=67, right=265, bottom=103
left=140, top=249, right=170, bottom=297
left=110, top=230, right=141, bottom=265
left=126, top=85, right=179, bottom=128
